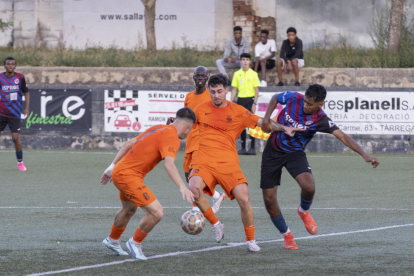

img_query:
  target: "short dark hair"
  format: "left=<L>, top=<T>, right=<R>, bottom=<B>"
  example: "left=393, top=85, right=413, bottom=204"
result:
left=234, top=26, right=242, bottom=32
left=208, top=73, right=229, bottom=88
left=260, top=30, right=269, bottom=35
left=4, top=57, right=15, bottom=65
left=305, top=84, right=327, bottom=102
left=240, top=53, right=251, bottom=60
left=176, top=107, right=196, bottom=123
left=287, top=27, right=297, bottom=34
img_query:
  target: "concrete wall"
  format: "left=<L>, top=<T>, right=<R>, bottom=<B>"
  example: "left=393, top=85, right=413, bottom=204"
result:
left=15, top=67, right=414, bottom=88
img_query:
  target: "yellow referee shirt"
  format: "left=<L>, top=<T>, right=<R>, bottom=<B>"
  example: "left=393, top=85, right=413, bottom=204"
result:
left=231, top=68, right=261, bottom=98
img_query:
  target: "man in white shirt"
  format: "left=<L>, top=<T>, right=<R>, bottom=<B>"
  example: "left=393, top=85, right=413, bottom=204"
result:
left=254, top=30, right=277, bottom=87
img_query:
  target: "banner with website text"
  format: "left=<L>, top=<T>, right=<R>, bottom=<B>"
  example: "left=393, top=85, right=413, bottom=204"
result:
left=24, top=89, right=91, bottom=130
left=255, top=91, right=414, bottom=135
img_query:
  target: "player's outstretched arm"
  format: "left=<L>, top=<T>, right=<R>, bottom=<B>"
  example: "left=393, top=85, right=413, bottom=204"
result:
left=164, top=156, right=195, bottom=203
left=333, top=129, right=379, bottom=168
left=100, top=138, right=137, bottom=185
left=256, top=118, right=304, bottom=136
left=260, top=93, right=279, bottom=133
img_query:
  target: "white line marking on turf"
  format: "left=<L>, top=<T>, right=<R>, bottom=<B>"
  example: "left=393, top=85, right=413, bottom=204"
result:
left=26, top=223, right=414, bottom=276
left=1, top=206, right=413, bottom=211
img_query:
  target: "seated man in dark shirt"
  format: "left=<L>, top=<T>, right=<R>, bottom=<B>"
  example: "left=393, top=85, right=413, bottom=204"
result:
left=277, top=27, right=304, bottom=86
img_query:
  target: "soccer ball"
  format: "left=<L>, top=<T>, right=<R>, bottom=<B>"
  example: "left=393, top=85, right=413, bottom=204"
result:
left=180, top=210, right=205, bottom=235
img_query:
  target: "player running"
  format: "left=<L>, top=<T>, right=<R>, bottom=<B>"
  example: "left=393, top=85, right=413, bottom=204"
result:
left=183, top=66, right=226, bottom=213
left=0, top=57, right=30, bottom=171
left=100, top=107, right=196, bottom=260
left=188, top=74, right=303, bottom=252
left=260, top=85, right=380, bottom=250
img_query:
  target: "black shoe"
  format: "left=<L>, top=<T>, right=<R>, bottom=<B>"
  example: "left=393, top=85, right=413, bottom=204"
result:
left=238, top=149, right=248, bottom=155
left=295, top=81, right=300, bottom=86
left=246, top=148, right=256, bottom=155
left=277, top=81, right=284, bottom=86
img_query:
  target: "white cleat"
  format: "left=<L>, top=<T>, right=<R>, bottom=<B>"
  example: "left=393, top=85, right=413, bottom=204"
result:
left=212, top=222, right=224, bottom=243
left=192, top=206, right=200, bottom=212
left=102, top=237, right=129, bottom=256
left=126, top=238, right=148, bottom=260
left=246, top=240, right=261, bottom=252
left=212, top=192, right=226, bottom=214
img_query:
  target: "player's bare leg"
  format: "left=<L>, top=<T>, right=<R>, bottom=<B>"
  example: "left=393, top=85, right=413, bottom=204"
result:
left=295, top=172, right=318, bottom=235
left=12, top=132, right=26, bottom=171
left=291, top=59, right=300, bottom=85
left=232, top=184, right=260, bottom=252
left=189, top=176, right=224, bottom=243
left=260, top=59, right=267, bottom=82
left=263, top=187, right=298, bottom=249
left=276, top=59, right=284, bottom=85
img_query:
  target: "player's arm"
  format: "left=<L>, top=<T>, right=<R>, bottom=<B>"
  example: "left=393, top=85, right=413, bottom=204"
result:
left=22, top=77, right=30, bottom=118
left=100, top=138, right=136, bottom=185
left=260, top=93, right=279, bottom=133
left=164, top=156, right=195, bottom=203
left=332, top=129, right=379, bottom=168
left=251, top=87, right=259, bottom=113
left=231, top=87, right=238, bottom=102
left=256, top=118, right=304, bottom=137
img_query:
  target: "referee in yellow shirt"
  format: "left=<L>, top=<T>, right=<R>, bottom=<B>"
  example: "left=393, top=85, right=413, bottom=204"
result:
left=231, top=53, right=261, bottom=155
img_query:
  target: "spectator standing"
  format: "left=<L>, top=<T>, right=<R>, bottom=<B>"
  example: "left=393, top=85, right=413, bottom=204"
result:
left=231, top=53, right=261, bottom=155
left=216, top=26, right=250, bottom=79
left=253, top=30, right=277, bottom=87
left=277, top=27, right=304, bottom=86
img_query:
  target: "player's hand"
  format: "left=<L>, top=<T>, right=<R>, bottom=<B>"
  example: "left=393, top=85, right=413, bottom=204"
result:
left=364, top=155, right=379, bottom=168
left=230, top=58, right=237, bottom=63
left=284, top=126, right=305, bottom=137
left=251, top=104, right=256, bottom=114
left=23, top=108, right=29, bottom=119
left=180, top=186, right=195, bottom=203
left=100, top=173, right=112, bottom=185
left=224, top=57, right=229, bottom=63
left=166, top=117, right=175, bottom=125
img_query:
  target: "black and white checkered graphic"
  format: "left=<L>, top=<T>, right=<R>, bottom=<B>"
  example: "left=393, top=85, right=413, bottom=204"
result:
left=105, top=90, right=139, bottom=123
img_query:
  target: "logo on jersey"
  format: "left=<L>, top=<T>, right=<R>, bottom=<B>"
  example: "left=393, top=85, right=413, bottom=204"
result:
left=285, top=113, right=306, bottom=129
left=227, top=115, right=232, bottom=122
left=14, top=79, right=19, bottom=84
left=329, top=120, right=336, bottom=128
left=246, top=111, right=252, bottom=116
left=168, top=147, right=176, bottom=153
left=305, top=121, right=313, bottom=125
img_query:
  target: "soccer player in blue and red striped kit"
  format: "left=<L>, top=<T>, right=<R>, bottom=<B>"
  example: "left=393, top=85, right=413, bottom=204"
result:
left=260, top=84, right=379, bottom=249
left=0, top=57, right=30, bottom=171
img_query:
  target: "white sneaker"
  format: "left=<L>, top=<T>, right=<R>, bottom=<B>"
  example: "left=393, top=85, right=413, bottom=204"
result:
left=246, top=240, right=261, bottom=252
left=126, top=238, right=148, bottom=260
left=212, top=222, right=224, bottom=243
left=212, top=192, right=226, bottom=214
left=192, top=206, right=200, bottom=212
left=102, top=236, right=129, bottom=256
left=260, top=80, right=267, bottom=87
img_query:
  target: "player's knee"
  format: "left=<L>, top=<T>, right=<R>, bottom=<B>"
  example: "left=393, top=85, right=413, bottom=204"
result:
left=292, top=59, right=298, bottom=65
left=125, top=207, right=137, bottom=217
left=152, top=208, right=164, bottom=222
left=12, top=135, right=19, bottom=143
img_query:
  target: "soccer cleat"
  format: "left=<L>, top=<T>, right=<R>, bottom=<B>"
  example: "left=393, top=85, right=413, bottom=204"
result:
left=17, top=162, right=27, bottom=171
left=212, top=222, right=224, bottom=243
left=297, top=207, right=318, bottom=235
left=283, top=232, right=298, bottom=250
left=192, top=206, right=201, bottom=212
left=246, top=240, right=261, bottom=252
left=212, top=192, right=226, bottom=214
left=102, top=237, right=129, bottom=256
left=126, top=238, right=147, bottom=260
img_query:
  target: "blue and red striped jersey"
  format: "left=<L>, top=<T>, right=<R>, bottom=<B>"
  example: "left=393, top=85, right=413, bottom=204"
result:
left=270, top=91, right=339, bottom=153
left=0, top=72, right=29, bottom=119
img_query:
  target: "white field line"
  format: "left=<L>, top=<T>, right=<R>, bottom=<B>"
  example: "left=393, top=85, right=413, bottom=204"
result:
left=0, top=206, right=413, bottom=211
left=26, top=223, right=414, bottom=276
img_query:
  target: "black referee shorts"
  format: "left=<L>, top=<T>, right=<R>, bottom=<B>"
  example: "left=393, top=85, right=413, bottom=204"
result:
left=0, top=116, right=21, bottom=133
left=237, top=97, right=254, bottom=112
left=260, top=139, right=312, bottom=189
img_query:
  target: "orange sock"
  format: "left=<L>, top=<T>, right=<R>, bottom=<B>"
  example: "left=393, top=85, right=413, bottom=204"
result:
left=202, top=207, right=219, bottom=225
left=109, top=224, right=126, bottom=240
left=244, top=225, right=255, bottom=241
left=133, top=227, right=148, bottom=244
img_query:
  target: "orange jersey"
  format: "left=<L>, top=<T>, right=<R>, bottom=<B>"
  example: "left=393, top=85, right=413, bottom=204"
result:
left=184, top=89, right=211, bottom=154
left=194, top=101, right=260, bottom=165
left=112, top=124, right=180, bottom=178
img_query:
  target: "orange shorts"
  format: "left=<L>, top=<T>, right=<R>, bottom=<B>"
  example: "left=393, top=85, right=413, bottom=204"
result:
left=189, top=162, right=247, bottom=200
left=183, top=150, right=199, bottom=173
left=112, top=173, right=156, bottom=207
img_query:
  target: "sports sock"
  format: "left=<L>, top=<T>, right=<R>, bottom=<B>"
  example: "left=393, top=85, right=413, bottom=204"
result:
left=244, top=225, right=255, bottom=241
left=212, top=191, right=221, bottom=201
left=16, top=150, right=23, bottom=163
left=270, top=213, right=288, bottom=234
left=132, top=227, right=148, bottom=244
left=299, top=196, right=313, bottom=212
left=202, top=207, right=219, bottom=225
left=109, top=224, right=126, bottom=240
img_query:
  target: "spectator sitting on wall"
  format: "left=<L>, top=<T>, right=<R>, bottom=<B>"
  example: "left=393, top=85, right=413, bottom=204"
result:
left=253, top=30, right=277, bottom=87
left=277, top=27, right=304, bottom=86
left=216, top=26, right=250, bottom=81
